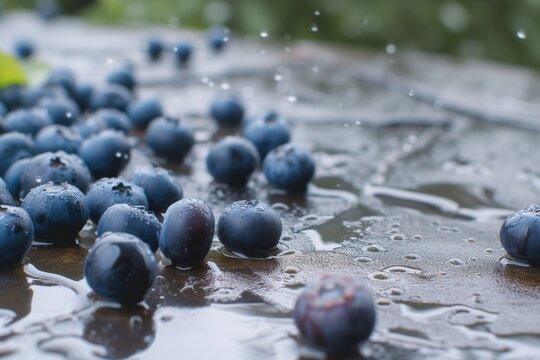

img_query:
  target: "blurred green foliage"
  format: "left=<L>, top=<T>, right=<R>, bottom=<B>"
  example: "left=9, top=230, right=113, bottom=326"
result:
left=5, top=0, right=540, bottom=67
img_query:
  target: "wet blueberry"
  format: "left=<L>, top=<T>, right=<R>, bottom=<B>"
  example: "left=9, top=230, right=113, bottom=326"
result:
left=90, top=85, right=132, bottom=112
left=128, top=167, right=183, bottom=214
left=0, top=86, right=24, bottom=111
left=4, top=158, right=30, bottom=199
left=97, top=204, right=161, bottom=252
left=79, top=130, right=131, bottom=179
left=218, top=200, right=281, bottom=251
left=22, top=181, right=89, bottom=244
left=145, top=117, right=194, bottom=162
left=20, top=85, right=68, bottom=108
left=208, top=26, right=228, bottom=52
left=0, top=178, right=15, bottom=206
left=86, top=178, right=148, bottom=223
left=173, top=43, right=193, bottom=66
left=3, top=108, right=52, bottom=136
left=87, top=109, right=132, bottom=134
left=0, top=132, right=34, bottom=176
left=294, top=274, right=376, bottom=355
left=46, top=68, right=77, bottom=99
left=38, top=97, right=80, bottom=126
left=500, top=204, right=540, bottom=263
left=244, top=111, right=291, bottom=158
left=145, top=38, right=164, bottom=62
left=14, top=40, right=34, bottom=60
left=0, top=102, right=6, bottom=118
left=84, top=232, right=158, bottom=304
left=19, top=151, right=92, bottom=197
left=206, top=136, right=259, bottom=187
left=73, top=83, right=94, bottom=113
left=72, top=117, right=108, bottom=138
left=35, top=125, right=82, bottom=154
left=210, top=96, right=244, bottom=127
left=0, top=206, right=34, bottom=267
left=106, top=68, right=136, bottom=92
left=263, top=143, right=315, bottom=192
left=159, top=198, right=215, bottom=268
left=127, top=98, right=163, bottom=130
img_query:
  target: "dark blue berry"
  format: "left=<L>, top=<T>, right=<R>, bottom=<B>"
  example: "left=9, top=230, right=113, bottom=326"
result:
left=3, top=108, right=52, bottom=136
left=128, top=167, right=183, bottom=214
left=35, top=125, right=82, bottom=154
left=90, top=85, right=132, bottom=112
left=4, top=158, right=30, bottom=199
left=87, top=109, right=132, bottom=134
left=73, top=83, right=94, bottom=113
left=84, top=232, right=158, bottom=304
left=173, top=43, right=193, bottom=66
left=294, top=274, right=376, bottom=355
left=159, top=198, right=215, bottom=268
left=97, top=204, right=161, bottom=252
left=21, top=85, right=68, bottom=108
left=127, top=99, right=162, bottom=129
left=38, top=97, right=80, bottom=126
left=500, top=204, right=540, bottom=263
left=145, top=38, right=164, bottom=62
left=0, top=206, right=34, bottom=267
left=145, top=117, right=194, bottom=161
left=79, top=130, right=131, bottom=179
left=244, top=111, right=291, bottom=158
left=86, top=178, right=148, bottom=223
left=106, top=68, right=136, bottom=92
left=0, top=86, right=24, bottom=111
left=218, top=200, right=281, bottom=251
left=22, top=181, right=89, bottom=244
left=210, top=96, right=244, bottom=127
left=20, top=151, right=92, bottom=197
left=0, top=178, right=15, bottom=206
left=208, top=26, right=228, bottom=52
left=206, top=136, right=259, bottom=186
left=0, top=133, right=34, bottom=176
left=46, top=68, right=77, bottom=99
left=72, top=117, right=107, bottom=139
left=14, top=40, right=34, bottom=60
left=263, top=143, right=315, bottom=192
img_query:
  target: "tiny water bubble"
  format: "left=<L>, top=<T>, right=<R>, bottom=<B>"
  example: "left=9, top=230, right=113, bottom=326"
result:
left=386, top=43, right=397, bottom=54
left=311, top=25, right=319, bottom=32
left=260, top=31, right=269, bottom=38
left=516, top=29, right=527, bottom=40
left=314, top=10, right=320, bottom=16
left=287, top=95, right=297, bottom=103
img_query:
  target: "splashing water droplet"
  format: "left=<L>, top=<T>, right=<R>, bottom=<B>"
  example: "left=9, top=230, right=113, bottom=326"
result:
left=314, top=10, right=320, bottom=16
left=516, top=29, right=527, bottom=40
left=386, top=43, right=397, bottom=54
left=311, top=25, right=319, bottom=32
left=287, top=95, right=297, bottom=103
left=260, top=31, right=269, bottom=38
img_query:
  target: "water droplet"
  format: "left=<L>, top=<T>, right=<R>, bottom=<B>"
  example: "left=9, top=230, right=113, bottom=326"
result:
left=314, top=10, right=320, bottom=16
left=220, top=83, right=230, bottom=90
left=386, top=43, right=397, bottom=54
left=516, top=29, right=527, bottom=40
left=354, top=256, right=372, bottom=263
left=448, top=258, right=465, bottom=266
left=260, top=31, right=269, bottom=38
left=391, top=234, right=405, bottom=241
left=363, top=244, right=386, bottom=252
left=369, top=271, right=389, bottom=281
left=403, top=253, right=421, bottom=260
left=311, top=25, right=318, bottom=32
left=287, top=95, right=297, bottom=103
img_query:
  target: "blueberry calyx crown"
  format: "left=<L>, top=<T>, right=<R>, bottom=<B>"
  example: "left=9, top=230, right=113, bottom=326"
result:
left=112, top=182, right=132, bottom=194
left=50, top=156, right=68, bottom=168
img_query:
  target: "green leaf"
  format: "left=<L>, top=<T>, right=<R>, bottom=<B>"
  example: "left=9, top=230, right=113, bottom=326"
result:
left=0, top=52, right=27, bottom=89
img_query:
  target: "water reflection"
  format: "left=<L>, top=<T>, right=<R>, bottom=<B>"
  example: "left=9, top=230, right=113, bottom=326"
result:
left=0, top=266, right=32, bottom=323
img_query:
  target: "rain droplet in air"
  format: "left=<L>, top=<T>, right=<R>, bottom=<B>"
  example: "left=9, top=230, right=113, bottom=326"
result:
left=386, top=43, right=397, bottom=54
left=260, top=31, right=269, bottom=38
left=311, top=25, right=319, bottom=32
left=516, top=29, right=527, bottom=40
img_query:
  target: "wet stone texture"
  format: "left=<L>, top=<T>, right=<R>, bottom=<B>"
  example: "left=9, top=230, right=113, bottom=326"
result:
left=1, top=12, right=540, bottom=360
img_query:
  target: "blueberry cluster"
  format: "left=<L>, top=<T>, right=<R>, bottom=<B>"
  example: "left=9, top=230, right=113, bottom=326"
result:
left=0, top=28, right=383, bottom=355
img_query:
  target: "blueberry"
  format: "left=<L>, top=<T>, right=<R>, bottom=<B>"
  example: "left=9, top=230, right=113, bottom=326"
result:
left=86, top=178, right=148, bottom=223
left=4, top=158, right=31, bottom=199
left=79, top=130, right=131, bottom=179
left=499, top=204, right=540, bottom=263
left=0, top=178, right=15, bottom=206
left=84, top=232, right=158, bottom=304
left=210, top=96, right=244, bottom=127
left=20, top=151, right=92, bottom=197
left=38, top=97, right=80, bottom=126
left=0, top=102, right=8, bottom=118
left=208, top=26, right=228, bottom=52
left=90, top=85, right=132, bottom=112
left=35, top=125, right=82, bottom=154
left=145, top=38, right=164, bottom=62
left=46, top=68, right=77, bottom=99
left=87, top=109, right=132, bottom=134
left=128, top=167, right=183, bottom=214
left=244, top=111, right=291, bottom=158
left=0, top=132, right=34, bottom=176
left=106, top=68, right=136, bottom=92
left=0, top=86, right=24, bottom=111
left=263, top=143, right=315, bottom=192
left=217, top=200, right=281, bottom=251
left=73, top=83, right=94, bottom=113
left=21, top=85, right=68, bottom=108
left=0, top=206, right=34, bottom=267
left=145, top=117, right=194, bottom=161
left=14, top=40, right=34, bottom=60
left=22, top=181, right=88, bottom=244
left=159, top=198, right=215, bottom=268
left=206, top=136, right=259, bottom=186
left=173, top=43, right=193, bottom=66
left=3, top=108, right=52, bottom=136
left=294, top=274, right=376, bottom=355
left=97, top=204, right=161, bottom=252
left=127, top=99, right=163, bottom=130
left=72, top=117, right=108, bottom=138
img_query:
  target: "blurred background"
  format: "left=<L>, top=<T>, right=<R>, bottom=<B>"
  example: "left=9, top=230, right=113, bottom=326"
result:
left=3, top=0, right=540, bottom=68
